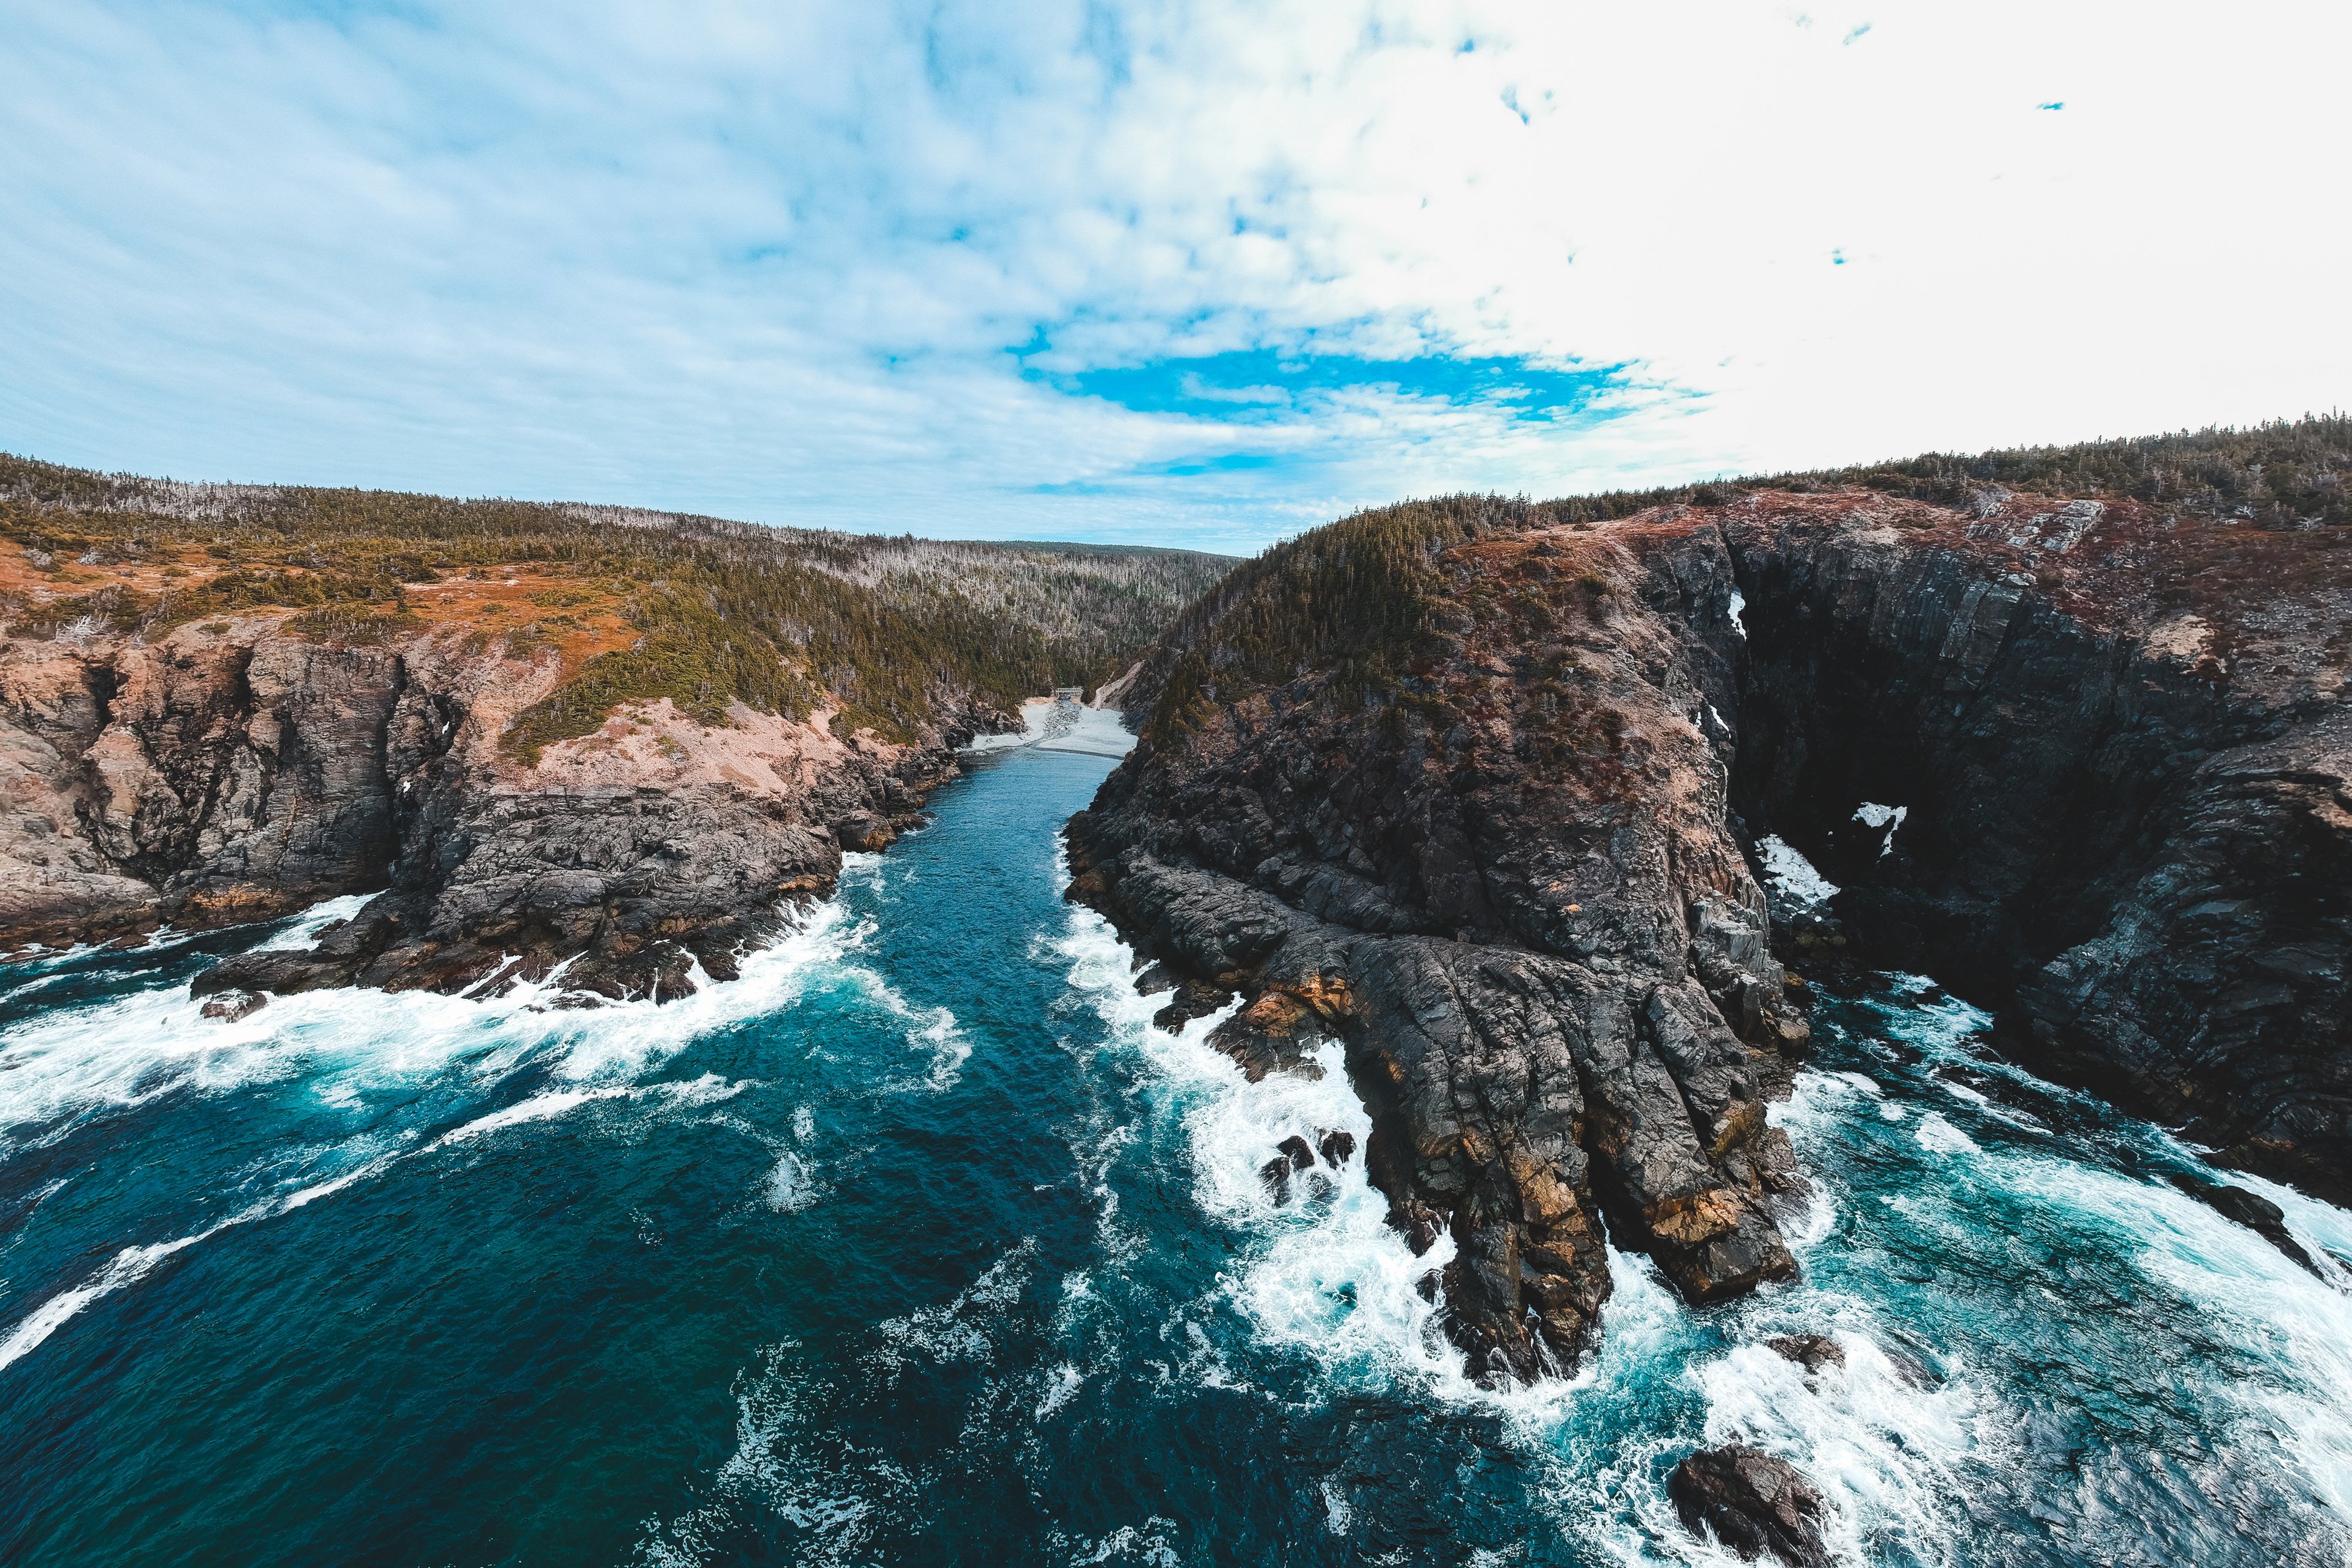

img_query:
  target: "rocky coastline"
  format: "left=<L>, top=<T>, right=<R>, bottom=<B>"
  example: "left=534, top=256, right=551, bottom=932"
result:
left=1066, top=484, right=2352, bottom=1399
left=1, top=615, right=1010, bottom=1004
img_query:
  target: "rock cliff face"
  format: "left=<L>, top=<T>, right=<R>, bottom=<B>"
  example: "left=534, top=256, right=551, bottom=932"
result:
left=1068, top=510, right=1812, bottom=1383
left=1721, top=492, right=2350, bottom=1201
left=1069, top=485, right=2352, bottom=1379
left=1, top=614, right=998, bottom=1000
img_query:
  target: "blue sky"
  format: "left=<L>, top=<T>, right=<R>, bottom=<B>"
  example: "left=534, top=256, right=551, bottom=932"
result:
left=2, top=2, right=2345, bottom=553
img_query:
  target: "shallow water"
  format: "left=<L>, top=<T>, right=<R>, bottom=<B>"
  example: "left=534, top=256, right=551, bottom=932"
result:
left=2, top=744, right=2347, bottom=1566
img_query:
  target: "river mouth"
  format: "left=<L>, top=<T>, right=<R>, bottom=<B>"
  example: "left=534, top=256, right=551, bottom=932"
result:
left=1, top=743, right=2347, bottom=1566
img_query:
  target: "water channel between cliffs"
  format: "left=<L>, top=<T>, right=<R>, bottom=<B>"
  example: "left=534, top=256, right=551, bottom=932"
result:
left=1, top=738, right=2348, bottom=1566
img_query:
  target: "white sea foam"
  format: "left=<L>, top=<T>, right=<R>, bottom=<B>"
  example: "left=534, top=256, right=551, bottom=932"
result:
left=0, top=1144, right=407, bottom=1373
left=1688, top=1332, right=1980, bottom=1568
left=250, top=893, right=375, bottom=950
left=764, top=1150, right=819, bottom=1213
left=0, top=1064, right=770, bottom=1374
left=436, top=1085, right=635, bottom=1144
left=1320, top=1479, right=1353, bottom=1534
left=868, top=1238, right=1037, bottom=1379
left=0, top=884, right=865, bottom=1373
left=1035, top=1360, right=1084, bottom=1420
left=1912, top=1110, right=1979, bottom=1156
left=0, top=890, right=868, bottom=1148
left=0, top=1233, right=205, bottom=1371
left=2007, top=1153, right=2352, bottom=1523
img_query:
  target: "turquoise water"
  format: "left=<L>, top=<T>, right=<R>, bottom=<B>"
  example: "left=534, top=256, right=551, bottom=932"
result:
left=3, top=743, right=2349, bottom=1566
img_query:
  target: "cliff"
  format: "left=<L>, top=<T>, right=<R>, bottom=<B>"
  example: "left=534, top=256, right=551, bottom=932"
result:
left=0, top=458, right=1230, bottom=999
left=1068, top=422, right=2352, bottom=1380
left=0, top=614, right=982, bottom=999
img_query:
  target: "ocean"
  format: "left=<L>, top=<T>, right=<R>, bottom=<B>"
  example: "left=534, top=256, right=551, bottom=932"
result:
left=3, top=740, right=2347, bottom=1566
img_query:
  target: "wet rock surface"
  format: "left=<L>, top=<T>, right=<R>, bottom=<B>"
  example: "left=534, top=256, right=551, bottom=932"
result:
left=1719, top=497, right=2352, bottom=1202
left=2167, top=1172, right=2324, bottom=1277
left=1667, top=1444, right=1833, bottom=1566
left=1764, top=1333, right=1845, bottom=1376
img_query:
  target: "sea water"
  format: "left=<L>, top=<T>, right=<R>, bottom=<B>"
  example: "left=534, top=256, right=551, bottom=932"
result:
left=2, top=744, right=2347, bottom=1566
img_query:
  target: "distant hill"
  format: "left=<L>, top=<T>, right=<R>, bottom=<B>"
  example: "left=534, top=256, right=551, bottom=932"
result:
left=0, top=455, right=1238, bottom=751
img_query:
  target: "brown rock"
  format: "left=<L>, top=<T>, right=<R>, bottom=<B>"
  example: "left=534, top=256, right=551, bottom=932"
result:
left=1764, top=1334, right=1844, bottom=1375
left=1667, top=1445, right=1832, bottom=1566
left=199, top=987, right=268, bottom=1022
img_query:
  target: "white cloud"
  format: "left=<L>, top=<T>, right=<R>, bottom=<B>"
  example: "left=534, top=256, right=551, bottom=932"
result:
left=0, top=0, right=2344, bottom=552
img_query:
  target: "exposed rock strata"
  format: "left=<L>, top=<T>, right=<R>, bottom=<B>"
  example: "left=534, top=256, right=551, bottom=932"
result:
left=1070, top=485, right=2352, bottom=1379
left=1718, top=494, right=2351, bottom=1200
left=0, top=617, right=1005, bottom=1000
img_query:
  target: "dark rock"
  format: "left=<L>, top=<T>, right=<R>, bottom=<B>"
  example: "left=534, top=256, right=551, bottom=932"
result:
left=1722, top=502, right=2352, bottom=1207
left=1276, top=1134, right=1318, bottom=1171
left=1070, top=481, right=2352, bottom=1377
left=1151, top=978, right=1234, bottom=1034
left=834, top=811, right=894, bottom=852
left=2167, top=1172, right=2324, bottom=1277
left=199, top=987, right=267, bottom=1022
left=1062, top=517, right=1806, bottom=1383
left=1317, top=1127, right=1356, bottom=1167
left=1764, top=1334, right=1844, bottom=1375
left=0, top=616, right=1008, bottom=1007
left=1667, top=1445, right=1832, bottom=1566
left=1753, top=1127, right=1807, bottom=1199
left=1259, top=1157, right=1294, bottom=1205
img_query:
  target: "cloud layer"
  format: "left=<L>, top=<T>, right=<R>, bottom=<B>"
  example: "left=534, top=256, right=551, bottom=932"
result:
left=2, top=1, right=2345, bottom=550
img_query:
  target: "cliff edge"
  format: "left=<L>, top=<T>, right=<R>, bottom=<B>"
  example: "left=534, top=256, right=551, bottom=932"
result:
left=1068, top=426, right=2351, bottom=1380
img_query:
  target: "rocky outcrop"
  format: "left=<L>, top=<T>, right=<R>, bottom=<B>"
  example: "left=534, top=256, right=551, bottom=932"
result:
left=1764, top=1333, right=1845, bottom=1377
left=1068, top=513, right=1811, bottom=1383
left=1667, top=1445, right=1833, bottom=1566
left=0, top=615, right=1008, bottom=1000
left=1071, top=484, right=2352, bottom=1379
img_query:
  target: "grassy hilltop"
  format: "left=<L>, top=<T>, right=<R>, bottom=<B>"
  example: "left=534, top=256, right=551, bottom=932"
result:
left=0, top=457, right=1235, bottom=753
left=1134, top=414, right=2352, bottom=735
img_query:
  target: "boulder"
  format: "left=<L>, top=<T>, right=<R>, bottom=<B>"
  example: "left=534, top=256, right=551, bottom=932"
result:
left=199, top=987, right=268, bottom=1022
left=1667, top=1445, right=1832, bottom=1566
left=1764, top=1334, right=1844, bottom=1376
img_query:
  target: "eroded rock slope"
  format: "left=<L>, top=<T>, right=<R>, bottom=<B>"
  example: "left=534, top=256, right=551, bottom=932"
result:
left=2, top=616, right=991, bottom=1000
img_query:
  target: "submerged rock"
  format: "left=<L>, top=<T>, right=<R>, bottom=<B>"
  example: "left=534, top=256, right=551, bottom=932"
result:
left=1764, top=1334, right=1844, bottom=1376
left=2167, top=1172, right=2324, bottom=1277
left=1258, top=1157, right=1294, bottom=1205
left=199, top=987, right=268, bottom=1022
left=1667, top=1445, right=1832, bottom=1566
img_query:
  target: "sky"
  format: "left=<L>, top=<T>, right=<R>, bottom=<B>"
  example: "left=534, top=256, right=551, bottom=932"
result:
left=2, top=2, right=2346, bottom=553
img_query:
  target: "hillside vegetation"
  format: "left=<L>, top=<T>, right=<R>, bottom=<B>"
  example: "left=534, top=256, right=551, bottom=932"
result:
left=0, top=457, right=1234, bottom=751
left=1138, top=414, right=2352, bottom=737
